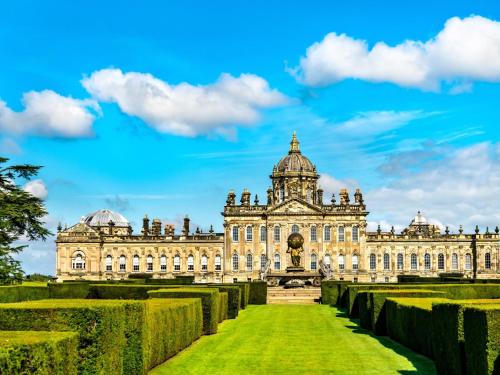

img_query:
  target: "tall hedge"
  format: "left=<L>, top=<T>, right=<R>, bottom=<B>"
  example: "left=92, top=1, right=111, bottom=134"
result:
left=207, top=284, right=241, bottom=319
left=233, top=283, right=250, bottom=309
left=358, top=290, right=445, bottom=335
left=249, top=281, right=267, bottom=305
left=218, top=292, right=228, bottom=322
left=88, top=284, right=168, bottom=300
left=463, top=304, right=500, bottom=375
left=385, top=297, right=449, bottom=358
left=148, top=288, right=220, bottom=335
left=48, top=283, right=90, bottom=299
left=0, top=331, right=78, bottom=375
left=0, top=286, right=49, bottom=303
left=145, top=277, right=193, bottom=285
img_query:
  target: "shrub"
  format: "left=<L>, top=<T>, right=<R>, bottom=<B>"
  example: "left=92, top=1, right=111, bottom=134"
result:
left=148, top=288, right=220, bottom=335
left=358, top=289, right=444, bottom=334
left=0, top=286, right=49, bottom=303
left=48, top=283, right=90, bottom=299
left=0, top=331, right=78, bottom=374
left=88, top=284, right=167, bottom=300
left=207, top=284, right=241, bottom=319
left=233, top=283, right=250, bottom=309
left=432, top=300, right=500, bottom=375
left=145, top=278, right=193, bottom=285
left=218, top=292, right=228, bottom=322
left=128, top=273, right=153, bottom=279
left=321, top=281, right=340, bottom=306
left=385, top=297, right=449, bottom=358
left=249, top=281, right=267, bottom=305
left=463, top=304, right=500, bottom=375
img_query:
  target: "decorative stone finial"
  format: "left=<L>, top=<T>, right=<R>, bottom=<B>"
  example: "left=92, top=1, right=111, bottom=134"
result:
left=254, top=194, right=259, bottom=205
left=445, top=226, right=449, bottom=235
left=331, top=193, right=336, bottom=205
left=459, top=225, right=463, bottom=234
left=209, top=225, right=214, bottom=234
left=495, top=226, right=499, bottom=234
left=289, top=131, right=300, bottom=153
left=57, top=222, right=62, bottom=232
left=377, top=224, right=381, bottom=235
left=475, top=225, right=480, bottom=234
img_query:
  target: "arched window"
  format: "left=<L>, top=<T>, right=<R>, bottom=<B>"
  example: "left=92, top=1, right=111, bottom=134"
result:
left=310, top=226, right=317, bottom=242
left=187, top=255, right=194, bottom=272
left=465, top=253, right=472, bottom=270
left=260, top=226, right=267, bottom=242
left=338, top=226, right=345, bottom=242
left=352, top=254, right=359, bottom=270
left=424, top=253, right=431, bottom=270
left=383, top=254, right=390, bottom=270
left=174, top=254, right=181, bottom=272
left=274, top=226, right=281, bottom=242
left=323, top=254, right=331, bottom=267
left=324, top=226, right=331, bottom=241
left=119, top=255, right=126, bottom=272
left=133, top=255, right=140, bottom=272
left=438, top=253, right=445, bottom=270
left=369, top=253, right=376, bottom=270
left=160, top=255, right=167, bottom=272
left=246, top=253, right=253, bottom=271
left=215, top=254, right=221, bottom=271
left=338, top=254, right=345, bottom=270
left=201, top=254, right=208, bottom=272
left=291, top=224, right=299, bottom=234
left=310, top=253, right=318, bottom=270
left=352, top=226, right=359, bottom=242
left=485, top=253, right=491, bottom=269
left=397, top=253, right=404, bottom=270
left=246, top=226, right=253, bottom=241
left=105, top=255, right=112, bottom=272
left=232, top=253, right=239, bottom=271
left=146, top=255, right=153, bottom=272
left=274, top=253, right=281, bottom=270
left=260, top=254, right=267, bottom=270
left=72, top=251, right=86, bottom=270
left=280, top=186, right=285, bottom=202
left=411, top=254, right=418, bottom=270
left=232, top=226, right=239, bottom=242
left=451, top=253, right=458, bottom=270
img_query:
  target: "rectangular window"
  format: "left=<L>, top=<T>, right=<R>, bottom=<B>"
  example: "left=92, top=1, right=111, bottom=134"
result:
left=338, top=227, right=345, bottom=242
left=246, top=226, right=253, bottom=241
left=119, top=257, right=126, bottom=272
left=310, top=226, right=317, bottom=242
left=352, top=255, right=358, bottom=270
left=215, top=256, right=222, bottom=271
left=232, top=226, right=239, bottom=242
left=465, top=254, right=471, bottom=270
left=260, top=254, right=267, bottom=270
left=274, top=226, right=280, bottom=242
left=397, top=254, right=404, bottom=270
left=106, top=257, right=112, bottom=272
left=133, top=257, right=140, bottom=272
left=201, top=256, right=208, bottom=272
left=352, top=226, right=359, bottom=242
left=246, top=254, right=253, bottom=271
left=384, top=254, right=390, bottom=270
left=260, top=226, right=266, bottom=242
left=485, top=253, right=491, bottom=269
left=232, top=254, right=239, bottom=271
left=338, top=255, right=345, bottom=270
left=174, top=256, right=180, bottom=272
left=160, top=256, right=167, bottom=272
left=324, top=226, right=331, bottom=242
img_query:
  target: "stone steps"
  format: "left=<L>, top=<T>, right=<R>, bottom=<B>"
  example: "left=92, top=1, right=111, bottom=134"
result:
left=267, top=287, right=321, bottom=304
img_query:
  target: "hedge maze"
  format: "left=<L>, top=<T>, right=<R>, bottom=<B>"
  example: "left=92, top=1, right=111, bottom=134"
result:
left=0, top=280, right=266, bottom=374
left=322, top=280, right=500, bottom=375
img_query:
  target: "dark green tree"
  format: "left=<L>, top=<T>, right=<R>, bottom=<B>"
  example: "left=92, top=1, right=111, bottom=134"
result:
left=0, top=157, right=51, bottom=284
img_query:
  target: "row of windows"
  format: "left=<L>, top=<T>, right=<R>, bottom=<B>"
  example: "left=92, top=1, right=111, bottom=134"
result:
left=232, top=225, right=359, bottom=243
left=368, top=253, right=492, bottom=271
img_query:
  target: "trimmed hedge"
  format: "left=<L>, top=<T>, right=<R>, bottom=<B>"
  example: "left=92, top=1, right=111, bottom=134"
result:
left=385, top=297, right=449, bottom=358
left=432, top=300, right=500, bottom=375
left=88, top=284, right=169, bottom=300
left=145, top=278, right=194, bottom=285
left=463, top=304, right=500, bottom=375
left=233, top=283, right=250, bottom=309
left=249, top=281, right=267, bottom=305
left=48, top=283, right=90, bottom=299
left=207, top=284, right=241, bottom=319
left=0, top=286, right=49, bottom=303
left=218, top=292, right=228, bottom=322
left=0, top=331, right=78, bottom=374
left=148, top=288, right=220, bottom=335
left=358, top=289, right=445, bottom=335
left=0, top=298, right=203, bottom=375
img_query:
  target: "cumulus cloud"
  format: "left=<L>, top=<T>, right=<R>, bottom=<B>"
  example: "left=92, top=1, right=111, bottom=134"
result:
left=24, top=179, right=48, bottom=200
left=82, top=68, right=289, bottom=137
left=292, top=15, right=500, bottom=91
left=0, top=90, right=99, bottom=137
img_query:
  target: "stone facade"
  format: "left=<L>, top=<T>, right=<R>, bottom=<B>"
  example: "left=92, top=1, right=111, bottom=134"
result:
left=56, top=133, right=499, bottom=282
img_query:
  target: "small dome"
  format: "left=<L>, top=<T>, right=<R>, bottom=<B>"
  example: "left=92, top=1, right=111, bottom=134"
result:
left=411, top=211, right=428, bottom=225
left=84, top=209, right=129, bottom=227
left=275, top=132, right=316, bottom=174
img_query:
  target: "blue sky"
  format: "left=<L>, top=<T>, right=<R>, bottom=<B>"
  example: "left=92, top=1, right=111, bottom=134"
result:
left=1, top=1, right=500, bottom=274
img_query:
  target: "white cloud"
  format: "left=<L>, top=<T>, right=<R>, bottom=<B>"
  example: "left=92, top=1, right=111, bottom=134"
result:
left=82, top=68, right=289, bottom=137
left=0, top=90, right=99, bottom=137
left=318, top=174, right=359, bottom=196
left=24, top=179, right=48, bottom=200
left=293, top=15, right=500, bottom=91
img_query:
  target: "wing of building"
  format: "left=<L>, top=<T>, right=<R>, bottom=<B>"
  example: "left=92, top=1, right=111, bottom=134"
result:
left=56, top=133, right=499, bottom=282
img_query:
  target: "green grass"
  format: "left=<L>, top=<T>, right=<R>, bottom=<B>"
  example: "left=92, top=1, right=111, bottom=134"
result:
left=150, top=305, right=436, bottom=375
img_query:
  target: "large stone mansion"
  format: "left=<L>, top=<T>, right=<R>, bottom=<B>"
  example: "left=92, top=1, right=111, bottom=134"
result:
left=56, top=133, right=499, bottom=283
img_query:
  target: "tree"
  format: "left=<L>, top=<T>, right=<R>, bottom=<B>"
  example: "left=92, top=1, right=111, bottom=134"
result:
left=0, top=157, right=51, bottom=284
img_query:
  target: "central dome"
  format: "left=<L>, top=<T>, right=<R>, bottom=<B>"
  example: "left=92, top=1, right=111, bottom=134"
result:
left=275, top=132, right=316, bottom=174
left=84, top=209, right=129, bottom=227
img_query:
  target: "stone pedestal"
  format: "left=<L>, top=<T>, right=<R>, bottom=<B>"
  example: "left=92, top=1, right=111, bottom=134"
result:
left=286, top=266, right=305, bottom=273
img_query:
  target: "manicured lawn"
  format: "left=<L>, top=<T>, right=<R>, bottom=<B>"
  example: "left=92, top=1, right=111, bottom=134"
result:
left=150, top=304, right=436, bottom=375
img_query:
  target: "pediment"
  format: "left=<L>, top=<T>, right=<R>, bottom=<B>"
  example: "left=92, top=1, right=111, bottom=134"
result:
left=64, top=222, right=98, bottom=234
left=268, top=198, right=323, bottom=214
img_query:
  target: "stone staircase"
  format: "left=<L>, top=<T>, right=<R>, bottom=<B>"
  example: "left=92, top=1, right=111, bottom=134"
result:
left=267, top=287, right=321, bottom=304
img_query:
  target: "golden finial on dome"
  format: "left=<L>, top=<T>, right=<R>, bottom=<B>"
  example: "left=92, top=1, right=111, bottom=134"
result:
left=289, top=131, right=300, bottom=153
